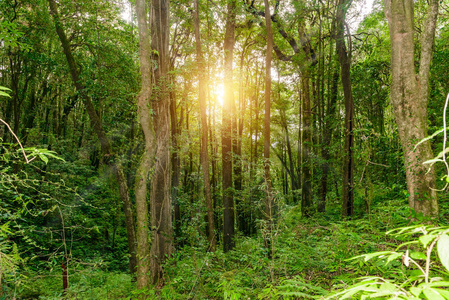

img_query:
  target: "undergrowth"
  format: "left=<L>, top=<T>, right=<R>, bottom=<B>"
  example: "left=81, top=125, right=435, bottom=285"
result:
left=7, top=196, right=448, bottom=299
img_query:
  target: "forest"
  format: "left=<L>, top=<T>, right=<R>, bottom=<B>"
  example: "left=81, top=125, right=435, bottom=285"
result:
left=1, top=0, right=449, bottom=298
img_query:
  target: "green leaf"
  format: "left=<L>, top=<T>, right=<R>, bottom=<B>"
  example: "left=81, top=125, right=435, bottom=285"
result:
left=396, top=240, right=419, bottom=250
left=38, top=154, right=48, bottom=164
left=420, top=235, right=436, bottom=248
left=411, top=286, right=423, bottom=297
left=0, top=91, right=11, bottom=97
left=0, top=221, right=12, bottom=235
left=380, top=282, right=396, bottom=291
left=369, top=290, right=397, bottom=298
left=437, top=234, right=449, bottom=272
left=430, top=289, right=449, bottom=299
left=423, top=288, right=445, bottom=300
left=0, top=86, right=11, bottom=98
left=326, top=280, right=378, bottom=299
left=410, top=251, right=427, bottom=260
left=352, top=251, right=393, bottom=262
left=20, top=148, right=65, bottom=163
left=386, top=252, right=402, bottom=264
left=430, top=282, right=449, bottom=288
left=339, top=287, right=363, bottom=300
left=387, top=225, right=425, bottom=236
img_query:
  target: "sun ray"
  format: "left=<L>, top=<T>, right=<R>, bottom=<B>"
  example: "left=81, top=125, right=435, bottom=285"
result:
left=216, top=83, right=224, bottom=106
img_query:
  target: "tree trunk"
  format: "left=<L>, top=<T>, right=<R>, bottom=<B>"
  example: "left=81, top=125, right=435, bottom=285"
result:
left=135, top=0, right=155, bottom=290
left=283, top=114, right=299, bottom=202
left=384, top=0, right=439, bottom=217
left=210, top=91, right=220, bottom=242
left=263, top=0, right=273, bottom=222
left=150, top=0, right=173, bottom=284
left=222, top=0, right=236, bottom=253
left=47, top=0, right=137, bottom=275
left=170, top=81, right=182, bottom=248
left=335, top=0, right=354, bottom=217
left=235, top=45, right=246, bottom=234
left=301, top=73, right=312, bottom=217
left=319, top=41, right=339, bottom=213
left=319, top=72, right=338, bottom=213
left=194, top=0, right=216, bottom=252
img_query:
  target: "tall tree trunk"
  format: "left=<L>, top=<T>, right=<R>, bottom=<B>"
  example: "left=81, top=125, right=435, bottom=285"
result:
left=135, top=0, right=155, bottom=290
left=150, top=0, right=173, bottom=284
left=183, top=82, right=192, bottom=193
left=47, top=0, right=137, bottom=274
left=384, top=0, right=439, bottom=217
left=262, top=0, right=274, bottom=256
left=263, top=0, right=273, bottom=222
left=301, top=73, right=312, bottom=217
left=254, top=73, right=260, bottom=172
left=282, top=114, right=299, bottom=202
left=235, top=45, right=246, bottom=234
left=9, top=55, right=22, bottom=137
left=297, top=83, right=302, bottom=195
left=194, top=0, right=216, bottom=252
left=319, top=56, right=339, bottom=213
left=222, top=0, right=236, bottom=253
left=210, top=91, right=220, bottom=241
left=251, top=66, right=261, bottom=182
left=336, top=0, right=354, bottom=217
left=170, top=81, right=182, bottom=248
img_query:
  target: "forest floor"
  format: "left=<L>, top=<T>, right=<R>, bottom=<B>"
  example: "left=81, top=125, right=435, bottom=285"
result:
left=15, top=196, right=449, bottom=299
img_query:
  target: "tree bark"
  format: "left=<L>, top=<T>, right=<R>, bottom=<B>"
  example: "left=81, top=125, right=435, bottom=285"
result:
left=135, top=0, right=155, bottom=290
left=319, top=55, right=339, bottom=213
left=263, top=0, right=273, bottom=222
left=194, top=0, right=216, bottom=252
left=235, top=42, right=247, bottom=234
left=335, top=0, right=354, bottom=217
left=222, top=0, right=236, bottom=253
left=281, top=111, right=299, bottom=202
left=170, top=80, right=182, bottom=248
left=47, top=0, right=137, bottom=274
left=385, top=0, right=438, bottom=217
left=301, top=73, right=312, bottom=217
left=150, top=0, right=173, bottom=284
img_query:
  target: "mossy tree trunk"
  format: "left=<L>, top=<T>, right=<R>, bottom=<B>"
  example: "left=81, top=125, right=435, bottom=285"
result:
left=385, top=0, right=439, bottom=217
left=135, top=0, right=155, bottom=291
left=150, top=0, right=173, bottom=284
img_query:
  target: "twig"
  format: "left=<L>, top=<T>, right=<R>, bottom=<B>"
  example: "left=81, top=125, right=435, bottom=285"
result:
left=425, top=235, right=440, bottom=284
left=367, top=161, right=390, bottom=168
left=0, top=118, right=35, bottom=163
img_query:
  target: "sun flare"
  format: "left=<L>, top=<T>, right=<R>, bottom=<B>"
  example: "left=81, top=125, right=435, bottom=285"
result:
left=216, top=83, right=224, bottom=106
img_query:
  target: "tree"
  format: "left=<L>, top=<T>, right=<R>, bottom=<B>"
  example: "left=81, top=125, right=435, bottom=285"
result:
left=149, top=0, right=173, bottom=283
left=194, top=0, right=216, bottom=252
left=262, top=0, right=275, bottom=256
left=301, top=68, right=313, bottom=217
left=135, top=0, right=155, bottom=290
left=384, top=0, right=439, bottom=217
left=263, top=0, right=273, bottom=222
left=47, top=0, right=138, bottom=275
left=335, top=0, right=354, bottom=217
left=222, top=0, right=236, bottom=253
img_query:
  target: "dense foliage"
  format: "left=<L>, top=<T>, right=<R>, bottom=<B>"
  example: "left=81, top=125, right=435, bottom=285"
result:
left=1, top=0, right=449, bottom=298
